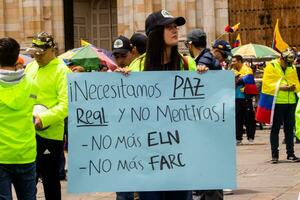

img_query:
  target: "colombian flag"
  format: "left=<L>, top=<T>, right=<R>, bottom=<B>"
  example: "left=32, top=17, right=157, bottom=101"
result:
left=256, top=59, right=300, bottom=124
left=256, top=93, right=274, bottom=124
left=225, top=23, right=240, bottom=33
left=235, top=65, right=258, bottom=95
left=233, top=33, right=242, bottom=48
left=256, top=62, right=280, bottom=124
left=272, top=19, right=289, bottom=53
left=242, top=74, right=258, bottom=95
left=80, top=39, right=91, bottom=47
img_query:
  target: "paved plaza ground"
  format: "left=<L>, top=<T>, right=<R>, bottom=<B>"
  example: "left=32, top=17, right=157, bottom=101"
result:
left=33, top=128, right=300, bottom=200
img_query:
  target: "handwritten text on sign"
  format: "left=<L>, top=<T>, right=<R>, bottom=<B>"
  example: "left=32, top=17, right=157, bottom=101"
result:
left=68, top=71, right=236, bottom=193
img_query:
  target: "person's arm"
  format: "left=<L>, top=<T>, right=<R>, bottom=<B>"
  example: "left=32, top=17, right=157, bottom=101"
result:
left=197, top=52, right=222, bottom=70
left=197, top=56, right=212, bottom=68
left=38, top=67, right=69, bottom=127
left=235, top=75, right=244, bottom=86
left=280, top=84, right=295, bottom=91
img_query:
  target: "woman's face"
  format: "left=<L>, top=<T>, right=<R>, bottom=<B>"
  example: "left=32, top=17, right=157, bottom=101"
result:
left=164, top=23, right=178, bottom=47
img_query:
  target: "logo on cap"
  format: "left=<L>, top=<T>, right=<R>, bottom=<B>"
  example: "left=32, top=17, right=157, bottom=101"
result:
left=114, top=39, right=124, bottom=48
left=161, top=10, right=173, bottom=18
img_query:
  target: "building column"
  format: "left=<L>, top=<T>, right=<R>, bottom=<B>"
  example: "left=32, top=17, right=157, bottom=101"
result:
left=22, top=0, right=43, bottom=39
left=118, top=0, right=153, bottom=37
left=0, top=0, right=5, bottom=37
left=52, top=0, right=65, bottom=52
left=117, top=0, right=132, bottom=37
left=18, top=0, right=25, bottom=44
left=202, top=0, right=216, bottom=46
left=215, top=0, right=229, bottom=41
left=185, top=0, right=197, bottom=31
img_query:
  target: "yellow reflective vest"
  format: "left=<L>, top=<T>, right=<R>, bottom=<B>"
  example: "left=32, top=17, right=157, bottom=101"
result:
left=295, top=93, right=300, bottom=140
left=128, top=54, right=196, bottom=72
left=25, top=58, right=70, bottom=141
left=263, top=59, right=300, bottom=104
left=0, top=75, right=37, bottom=163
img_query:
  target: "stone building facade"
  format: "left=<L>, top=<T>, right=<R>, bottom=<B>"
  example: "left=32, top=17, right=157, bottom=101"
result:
left=116, top=0, right=229, bottom=50
left=0, top=0, right=65, bottom=51
left=0, top=0, right=228, bottom=52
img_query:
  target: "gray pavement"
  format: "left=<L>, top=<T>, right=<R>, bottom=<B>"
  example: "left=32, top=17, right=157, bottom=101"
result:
left=34, top=129, right=300, bottom=200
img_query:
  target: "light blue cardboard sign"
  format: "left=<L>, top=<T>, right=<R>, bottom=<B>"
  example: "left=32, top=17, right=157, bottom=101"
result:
left=68, top=71, right=236, bottom=193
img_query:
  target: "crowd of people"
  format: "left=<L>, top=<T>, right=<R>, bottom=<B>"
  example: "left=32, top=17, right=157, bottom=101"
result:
left=1, top=9, right=300, bottom=200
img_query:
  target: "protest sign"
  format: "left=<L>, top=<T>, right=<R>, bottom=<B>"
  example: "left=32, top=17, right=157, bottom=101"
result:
left=68, top=71, right=236, bottom=193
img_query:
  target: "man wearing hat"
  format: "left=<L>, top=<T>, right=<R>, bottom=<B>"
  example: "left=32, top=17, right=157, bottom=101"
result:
left=211, top=40, right=232, bottom=69
left=185, top=34, right=232, bottom=200
left=185, top=29, right=221, bottom=70
left=112, top=35, right=136, bottom=68
left=257, top=47, right=300, bottom=164
left=25, top=32, right=70, bottom=200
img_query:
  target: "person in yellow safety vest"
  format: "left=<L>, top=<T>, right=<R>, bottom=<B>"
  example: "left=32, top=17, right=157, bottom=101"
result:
left=130, top=33, right=148, bottom=58
left=0, top=37, right=38, bottom=200
left=257, top=48, right=300, bottom=164
left=116, top=9, right=200, bottom=200
left=25, top=32, right=70, bottom=200
left=295, top=92, right=300, bottom=142
left=112, top=35, right=136, bottom=69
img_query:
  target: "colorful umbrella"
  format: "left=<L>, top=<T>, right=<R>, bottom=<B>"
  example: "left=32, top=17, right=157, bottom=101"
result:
left=58, top=47, right=82, bottom=60
left=231, top=43, right=280, bottom=59
left=59, top=45, right=117, bottom=71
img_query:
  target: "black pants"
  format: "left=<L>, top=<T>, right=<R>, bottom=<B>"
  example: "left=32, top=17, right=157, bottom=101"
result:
left=270, top=104, right=296, bottom=158
left=236, top=99, right=256, bottom=141
left=36, top=135, right=64, bottom=200
left=139, top=191, right=192, bottom=200
left=116, top=192, right=134, bottom=200
left=196, top=190, right=223, bottom=200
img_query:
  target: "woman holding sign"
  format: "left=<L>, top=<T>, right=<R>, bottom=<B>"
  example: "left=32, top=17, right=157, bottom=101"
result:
left=126, top=9, right=196, bottom=200
left=128, top=10, right=195, bottom=72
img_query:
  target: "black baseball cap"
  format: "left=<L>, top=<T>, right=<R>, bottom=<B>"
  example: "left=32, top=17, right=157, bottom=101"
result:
left=112, top=35, right=133, bottom=55
left=145, top=9, right=186, bottom=36
left=212, top=40, right=232, bottom=57
left=130, top=33, right=147, bottom=54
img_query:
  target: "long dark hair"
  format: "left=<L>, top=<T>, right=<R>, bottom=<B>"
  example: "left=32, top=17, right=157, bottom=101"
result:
left=144, top=26, right=181, bottom=71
